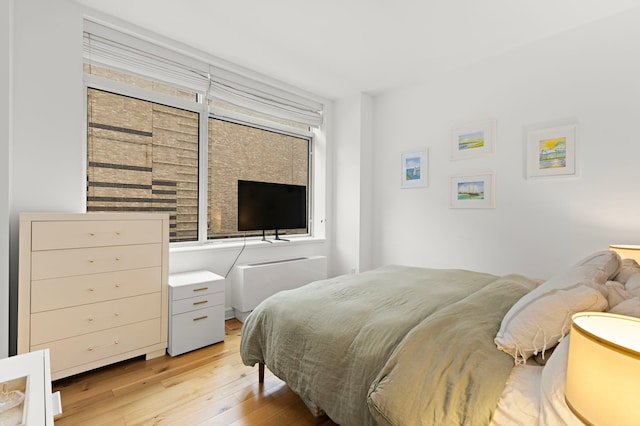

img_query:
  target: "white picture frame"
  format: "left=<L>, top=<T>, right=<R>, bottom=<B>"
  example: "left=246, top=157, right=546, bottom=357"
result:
left=526, top=124, right=577, bottom=179
left=401, top=149, right=428, bottom=188
left=451, top=119, right=496, bottom=160
left=450, top=172, right=496, bottom=209
left=0, top=349, right=55, bottom=425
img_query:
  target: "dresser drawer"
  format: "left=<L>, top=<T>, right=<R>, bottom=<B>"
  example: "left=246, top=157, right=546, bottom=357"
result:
left=168, top=306, right=224, bottom=356
left=30, top=293, right=161, bottom=345
left=31, top=267, right=161, bottom=312
left=169, top=272, right=225, bottom=301
left=171, top=291, right=224, bottom=315
left=31, top=243, right=162, bottom=280
left=31, top=219, right=162, bottom=251
left=32, top=319, right=161, bottom=373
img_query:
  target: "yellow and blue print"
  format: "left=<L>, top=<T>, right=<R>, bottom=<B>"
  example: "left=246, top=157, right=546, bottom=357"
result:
left=538, top=137, right=566, bottom=169
left=458, top=131, right=485, bottom=151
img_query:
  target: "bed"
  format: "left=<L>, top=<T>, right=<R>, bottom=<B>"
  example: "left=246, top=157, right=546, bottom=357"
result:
left=240, top=251, right=640, bottom=425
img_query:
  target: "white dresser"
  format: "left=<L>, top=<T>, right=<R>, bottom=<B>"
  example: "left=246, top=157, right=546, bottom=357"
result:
left=18, top=213, right=169, bottom=380
left=168, top=270, right=225, bottom=356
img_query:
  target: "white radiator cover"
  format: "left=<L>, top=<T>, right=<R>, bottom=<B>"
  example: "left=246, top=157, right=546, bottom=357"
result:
left=231, top=255, right=327, bottom=322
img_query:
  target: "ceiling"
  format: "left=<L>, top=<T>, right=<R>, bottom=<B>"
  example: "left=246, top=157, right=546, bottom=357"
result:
left=75, top=0, right=640, bottom=100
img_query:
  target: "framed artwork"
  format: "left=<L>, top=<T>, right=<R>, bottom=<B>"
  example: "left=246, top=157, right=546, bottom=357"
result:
left=0, top=375, right=26, bottom=426
left=451, top=119, right=496, bottom=160
left=0, top=349, right=56, bottom=425
left=401, top=150, right=428, bottom=188
left=526, top=124, right=577, bottom=179
left=450, top=172, right=495, bottom=209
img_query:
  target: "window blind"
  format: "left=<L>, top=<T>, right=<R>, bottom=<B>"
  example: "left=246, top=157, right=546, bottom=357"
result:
left=83, top=20, right=324, bottom=128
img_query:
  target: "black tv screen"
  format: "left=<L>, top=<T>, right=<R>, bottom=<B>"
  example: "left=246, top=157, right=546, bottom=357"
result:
left=237, top=180, right=307, bottom=232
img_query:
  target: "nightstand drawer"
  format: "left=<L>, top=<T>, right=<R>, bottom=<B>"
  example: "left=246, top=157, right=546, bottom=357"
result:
left=31, top=267, right=161, bottom=312
left=169, top=271, right=225, bottom=300
left=31, top=243, right=162, bottom=280
left=168, top=306, right=224, bottom=356
left=172, top=291, right=224, bottom=315
left=31, top=219, right=162, bottom=250
left=30, top=293, right=161, bottom=345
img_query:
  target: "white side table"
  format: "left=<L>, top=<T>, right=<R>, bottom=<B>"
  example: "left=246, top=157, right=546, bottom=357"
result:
left=168, top=270, right=225, bottom=356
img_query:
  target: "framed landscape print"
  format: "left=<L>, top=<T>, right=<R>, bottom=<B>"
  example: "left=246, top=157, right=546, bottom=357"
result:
left=450, top=172, right=495, bottom=208
left=451, top=119, right=496, bottom=160
left=401, top=150, right=428, bottom=188
left=526, top=124, right=577, bottom=178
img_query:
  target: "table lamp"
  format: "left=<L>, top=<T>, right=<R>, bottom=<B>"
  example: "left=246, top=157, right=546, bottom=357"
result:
left=609, top=244, right=640, bottom=263
left=565, top=312, right=640, bottom=425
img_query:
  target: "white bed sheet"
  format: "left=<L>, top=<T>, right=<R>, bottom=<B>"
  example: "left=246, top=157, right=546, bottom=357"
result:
left=490, top=337, right=585, bottom=426
left=490, top=364, right=542, bottom=426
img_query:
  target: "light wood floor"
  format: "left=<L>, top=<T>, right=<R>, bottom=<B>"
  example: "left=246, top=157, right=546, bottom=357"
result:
left=52, top=319, right=338, bottom=425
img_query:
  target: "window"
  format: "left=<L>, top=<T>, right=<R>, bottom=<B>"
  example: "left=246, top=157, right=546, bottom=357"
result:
left=86, top=88, right=199, bottom=242
left=208, top=118, right=309, bottom=239
left=83, top=21, right=323, bottom=244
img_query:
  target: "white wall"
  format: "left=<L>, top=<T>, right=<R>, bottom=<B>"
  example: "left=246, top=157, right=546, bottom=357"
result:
left=9, top=0, right=84, bottom=355
left=359, top=94, right=374, bottom=273
left=6, top=0, right=332, bottom=353
left=331, top=93, right=374, bottom=276
left=0, top=0, right=12, bottom=359
left=372, top=7, right=640, bottom=279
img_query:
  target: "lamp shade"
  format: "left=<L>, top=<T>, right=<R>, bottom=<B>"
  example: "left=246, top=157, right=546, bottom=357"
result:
left=565, top=312, right=640, bottom=426
left=609, top=244, right=640, bottom=263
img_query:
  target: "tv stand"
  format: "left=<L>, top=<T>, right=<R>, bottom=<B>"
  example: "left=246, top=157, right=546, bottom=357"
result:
left=274, top=229, right=289, bottom=242
left=261, top=229, right=289, bottom=243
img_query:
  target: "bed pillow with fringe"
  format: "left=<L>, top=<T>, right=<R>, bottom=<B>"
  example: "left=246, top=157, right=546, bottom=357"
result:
left=609, top=297, right=640, bottom=317
left=494, top=251, right=619, bottom=364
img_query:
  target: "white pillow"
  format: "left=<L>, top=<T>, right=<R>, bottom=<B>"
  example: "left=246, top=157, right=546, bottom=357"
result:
left=539, top=337, right=584, bottom=426
left=626, top=273, right=640, bottom=293
left=579, top=250, right=622, bottom=282
left=609, top=297, right=640, bottom=317
left=495, top=251, right=618, bottom=364
left=604, top=280, right=630, bottom=309
left=495, top=285, right=607, bottom=363
left=613, top=258, right=640, bottom=284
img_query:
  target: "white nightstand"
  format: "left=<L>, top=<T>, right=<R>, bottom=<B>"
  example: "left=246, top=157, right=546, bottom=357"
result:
left=167, top=270, right=225, bottom=356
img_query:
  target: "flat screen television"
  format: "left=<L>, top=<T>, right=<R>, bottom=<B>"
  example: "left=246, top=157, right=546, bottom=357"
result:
left=237, top=180, right=307, bottom=240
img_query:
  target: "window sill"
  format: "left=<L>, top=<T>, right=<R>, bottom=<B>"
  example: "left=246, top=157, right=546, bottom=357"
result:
left=169, top=235, right=326, bottom=254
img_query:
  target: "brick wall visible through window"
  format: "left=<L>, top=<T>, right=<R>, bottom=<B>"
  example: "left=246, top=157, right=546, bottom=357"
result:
left=207, top=118, right=309, bottom=239
left=86, top=89, right=310, bottom=243
left=86, top=88, right=199, bottom=242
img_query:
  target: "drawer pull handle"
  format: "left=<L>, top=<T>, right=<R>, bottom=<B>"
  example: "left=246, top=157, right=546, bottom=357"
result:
left=89, top=232, right=95, bottom=236
left=193, top=315, right=208, bottom=321
left=115, top=283, right=121, bottom=288
left=193, top=300, right=208, bottom=305
left=193, top=287, right=208, bottom=292
left=114, top=312, right=120, bottom=317
left=89, top=288, right=95, bottom=292
left=114, top=340, right=119, bottom=344
left=89, top=260, right=95, bottom=264
left=115, top=232, right=121, bottom=236
left=88, top=316, right=94, bottom=321
left=115, top=257, right=120, bottom=261
left=88, top=347, right=93, bottom=351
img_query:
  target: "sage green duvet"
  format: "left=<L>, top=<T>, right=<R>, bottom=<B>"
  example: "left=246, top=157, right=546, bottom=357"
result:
left=240, top=265, right=538, bottom=426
